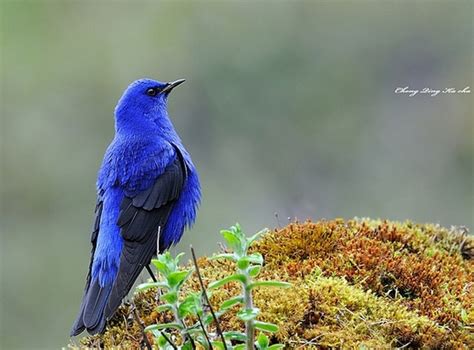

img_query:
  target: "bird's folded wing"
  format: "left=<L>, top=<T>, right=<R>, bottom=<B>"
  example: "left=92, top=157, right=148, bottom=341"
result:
left=105, top=150, right=186, bottom=319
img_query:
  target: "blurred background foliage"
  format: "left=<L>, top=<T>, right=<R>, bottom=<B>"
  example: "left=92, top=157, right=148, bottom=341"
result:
left=0, top=1, right=472, bottom=349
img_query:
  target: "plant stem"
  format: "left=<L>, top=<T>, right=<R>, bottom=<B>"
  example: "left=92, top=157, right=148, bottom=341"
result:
left=242, top=271, right=255, bottom=349
left=172, top=303, right=196, bottom=349
left=197, top=314, right=213, bottom=350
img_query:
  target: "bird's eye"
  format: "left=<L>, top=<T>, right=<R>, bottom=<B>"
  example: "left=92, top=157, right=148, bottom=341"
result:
left=146, top=87, right=158, bottom=96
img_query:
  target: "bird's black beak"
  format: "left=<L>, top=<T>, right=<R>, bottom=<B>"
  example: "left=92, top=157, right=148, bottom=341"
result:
left=161, top=79, right=186, bottom=94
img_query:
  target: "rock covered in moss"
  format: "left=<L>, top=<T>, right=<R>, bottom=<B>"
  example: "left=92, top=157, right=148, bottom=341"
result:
left=71, top=218, right=473, bottom=349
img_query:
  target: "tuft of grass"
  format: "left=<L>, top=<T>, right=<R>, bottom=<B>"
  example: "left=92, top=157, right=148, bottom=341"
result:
left=70, top=218, right=474, bottom=349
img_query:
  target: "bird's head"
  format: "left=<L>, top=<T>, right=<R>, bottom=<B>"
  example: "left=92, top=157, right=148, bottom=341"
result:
left=114, top=78, right=185, bottom=135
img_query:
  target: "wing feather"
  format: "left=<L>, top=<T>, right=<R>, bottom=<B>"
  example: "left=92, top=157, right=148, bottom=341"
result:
left=105, top=150, right=186, bottom=320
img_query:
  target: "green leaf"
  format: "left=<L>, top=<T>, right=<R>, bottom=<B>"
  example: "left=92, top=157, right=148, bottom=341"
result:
left=267, top=345, right=285, bottom=349
left=136, top=281, right=168, bottom=291
left=221, top=229, right=243, bottom=254
left=151, top=258, right=169, bottom=274
left=254, top=321, right=279, bottom=333
left=153, top=252, right=184, bottom=276
left=220, top=296, right=244, bottom=310
left=144, top=323, right=183, bottom=332
left=237, top=256, right=250, bottom=269
left=208, top=274, right=246, bottom=289
left=247, top=253, right=264, bottom=265
left=178, top=304, right=193, bottom=318
left=178, top=294, right=201, bottom=318
left=160, top=291, right=178, bottom=304
left=237, top=308, right=259, bottom=321
left=156, top=304, right=173, bottom=312
left=248, top=265, right=261, bottom=277
left=223, top=331, right=247, bottom=341
left=256, top=333, right=269, bottom=349
left=211, top=341, right=226, bottom=350
left=209, top=253, right=237, bottom=262
left=174, top=252, right=186, bottom=264
left=157, top=334, right=169, bottom=347
left=247, top=281, right=291, bottom=290
left=248, top=228, right=269, bottom=245
left=167, top=269, right=193, bottom=288
left=182, top=341, right=194, bottom=350
left=234, top=345, right=246, bottom=350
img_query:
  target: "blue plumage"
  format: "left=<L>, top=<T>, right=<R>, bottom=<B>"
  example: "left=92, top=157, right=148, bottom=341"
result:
left=71, top=78, right=201, bottom=336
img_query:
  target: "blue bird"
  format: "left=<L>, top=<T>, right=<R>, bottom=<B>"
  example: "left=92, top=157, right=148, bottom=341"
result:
left=71, top=78, right=201, bottom=336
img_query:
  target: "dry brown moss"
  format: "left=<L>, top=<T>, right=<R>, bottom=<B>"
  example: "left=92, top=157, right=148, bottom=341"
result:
left=71, top=218, right=473, bottom=349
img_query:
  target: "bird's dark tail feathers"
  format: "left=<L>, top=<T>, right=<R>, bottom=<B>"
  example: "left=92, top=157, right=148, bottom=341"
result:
left=70, top=279, right=112, bottom=336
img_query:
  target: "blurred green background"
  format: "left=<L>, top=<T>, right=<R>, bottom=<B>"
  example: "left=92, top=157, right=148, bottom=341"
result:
left=1, top=1, right=472, bottom=348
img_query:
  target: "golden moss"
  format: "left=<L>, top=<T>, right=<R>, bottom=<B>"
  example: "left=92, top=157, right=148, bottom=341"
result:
left=71, top=218, right=473, bottom=349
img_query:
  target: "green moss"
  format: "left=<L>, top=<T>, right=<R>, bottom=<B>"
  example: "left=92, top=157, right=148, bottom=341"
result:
left=70, top=218, right=473, bottom=349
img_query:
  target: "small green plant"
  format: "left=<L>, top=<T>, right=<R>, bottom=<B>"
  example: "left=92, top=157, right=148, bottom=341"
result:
left=137, top=224, right=290, bottom=349
left=137, top=252, right=197, bottom=349
left=209, top=224, right=290, bottom=349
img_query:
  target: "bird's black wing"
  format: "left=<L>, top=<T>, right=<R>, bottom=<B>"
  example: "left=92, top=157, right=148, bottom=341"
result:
left=104, top=150, right=186, bottom=319
left=70, top=191, right=104, bottom=336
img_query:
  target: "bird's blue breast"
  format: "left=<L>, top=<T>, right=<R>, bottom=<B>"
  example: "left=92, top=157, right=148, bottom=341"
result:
left=97, top=136, right=175, bottom=193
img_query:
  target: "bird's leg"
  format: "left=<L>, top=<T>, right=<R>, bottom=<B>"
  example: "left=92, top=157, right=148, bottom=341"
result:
left=156, top=226, right=161, bottom=256
left=154, top=226, right=162, bottom=302
left=146, top=265, right=157, bottom=282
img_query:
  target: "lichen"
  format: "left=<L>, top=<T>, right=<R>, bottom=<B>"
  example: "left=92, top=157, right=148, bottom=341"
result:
left=70, top=218, right=473, bottom=349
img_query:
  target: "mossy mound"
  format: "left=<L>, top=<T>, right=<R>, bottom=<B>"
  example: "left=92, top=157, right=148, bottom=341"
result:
left=72, top=219, right=473, bottom=349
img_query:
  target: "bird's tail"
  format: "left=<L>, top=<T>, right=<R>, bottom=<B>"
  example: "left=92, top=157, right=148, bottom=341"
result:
left=70, top=279, right=112, bottom=336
